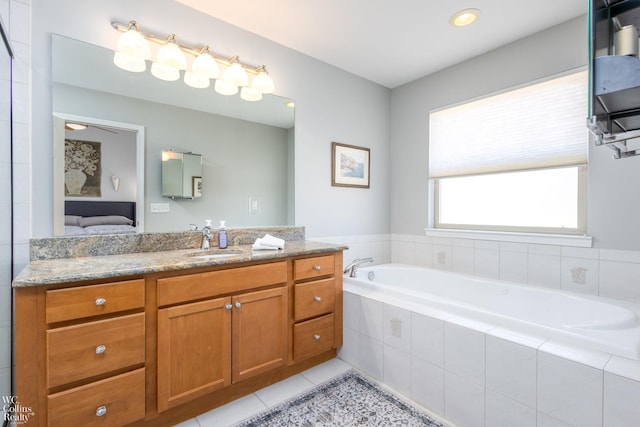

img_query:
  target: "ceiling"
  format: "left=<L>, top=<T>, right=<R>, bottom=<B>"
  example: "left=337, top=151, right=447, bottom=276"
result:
left=176, top=0, right=587, bottom=89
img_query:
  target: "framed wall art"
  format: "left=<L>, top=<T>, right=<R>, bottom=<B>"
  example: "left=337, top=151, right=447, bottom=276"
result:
left=331, top=142, right=370, bottom=188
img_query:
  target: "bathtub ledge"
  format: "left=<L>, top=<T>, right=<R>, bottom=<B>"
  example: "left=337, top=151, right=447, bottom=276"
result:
left=605, top=355, right=640, bottom=382
left=539, top=340, right=612, bottom=370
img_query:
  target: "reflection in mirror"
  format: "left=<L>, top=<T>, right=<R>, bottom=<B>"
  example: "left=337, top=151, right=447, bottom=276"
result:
left=51, top=35, right=295, bottom=236
left=162, top=150, right=203, bottom=199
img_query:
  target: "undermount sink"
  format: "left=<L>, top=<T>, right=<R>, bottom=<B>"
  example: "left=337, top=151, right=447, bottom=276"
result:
left=188, top=251, right=242, bottom=260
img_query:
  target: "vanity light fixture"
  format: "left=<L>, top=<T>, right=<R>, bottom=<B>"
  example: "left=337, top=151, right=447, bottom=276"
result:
left=113, top=21, right=152, bottom=72
left=112, top=20, right=276, bottom=101
left=449, top=8, right=481, bottom=27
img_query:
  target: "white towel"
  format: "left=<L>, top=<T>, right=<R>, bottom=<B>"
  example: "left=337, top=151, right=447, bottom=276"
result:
left=252, top=234, right=285, bottom=250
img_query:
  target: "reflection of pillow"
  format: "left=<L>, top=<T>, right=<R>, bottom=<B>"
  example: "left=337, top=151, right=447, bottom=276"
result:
left=65, top=215, right=82, bottom=226
left=78, top=215, right=134, bottom=227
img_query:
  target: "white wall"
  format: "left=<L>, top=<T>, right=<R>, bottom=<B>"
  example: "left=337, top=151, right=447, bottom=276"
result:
left=30, top=0, right=391, bottom=240
left=389, top=16, right=640, bottom=251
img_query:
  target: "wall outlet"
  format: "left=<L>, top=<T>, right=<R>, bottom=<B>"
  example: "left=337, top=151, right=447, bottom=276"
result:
left=150, top=203, right=170, bottom=213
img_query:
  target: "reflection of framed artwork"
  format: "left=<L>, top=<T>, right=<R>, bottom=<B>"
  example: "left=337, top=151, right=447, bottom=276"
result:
left=192, top=176, right=202, bottom=197
left=331, top=142, right=370, bottom=188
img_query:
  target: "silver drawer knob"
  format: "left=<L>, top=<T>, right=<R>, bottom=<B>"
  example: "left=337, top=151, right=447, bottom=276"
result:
left=314, top=296, right=322, bottom=302
left=313, top=334, right=321, bottom=340
left=95, top=406, right=107, bottom=417
left=225, top=303, right=232, bottom=310
left=313, top=265, right=321, bottom=271
left=95, top=345, right=107, bottom=355
left=235, top=302, right=242, bottom=308
left=95, top=297, right=106, bottom=306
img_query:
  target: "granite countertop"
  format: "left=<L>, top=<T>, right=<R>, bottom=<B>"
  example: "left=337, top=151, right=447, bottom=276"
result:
left=13, top=240, right=347, bottom=287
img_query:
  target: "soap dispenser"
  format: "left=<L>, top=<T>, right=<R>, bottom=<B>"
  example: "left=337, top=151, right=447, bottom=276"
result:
left=218, top=220, right=228, bottom=249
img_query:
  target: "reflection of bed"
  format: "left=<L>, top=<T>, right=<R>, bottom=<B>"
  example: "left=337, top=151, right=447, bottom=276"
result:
left=64, top=201, right=137, bottom=236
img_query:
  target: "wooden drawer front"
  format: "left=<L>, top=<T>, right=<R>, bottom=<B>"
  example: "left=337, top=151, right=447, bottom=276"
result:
left=47, top=313, right=145, bottom=388
left=294, top=278, right=336, bottom=322
left=293, top=313, right=335, bottom=361
left=47, top=368, right=145, bottom=427
left=294, top=255, right=335, bottom=281
left=46, top=279, right=145, bottom=324
left=157, top=261, right=287, bottom=306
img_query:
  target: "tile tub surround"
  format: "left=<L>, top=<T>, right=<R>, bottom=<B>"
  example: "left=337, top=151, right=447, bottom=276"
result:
left=340, top=289, right=640, bottom=427
left=29, top=226, right=305, bottom=260
left=388, top=233, right=640, bottom=306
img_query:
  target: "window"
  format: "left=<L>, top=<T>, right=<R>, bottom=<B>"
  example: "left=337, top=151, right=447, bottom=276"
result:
left=429, top=70, right=588, bottom=234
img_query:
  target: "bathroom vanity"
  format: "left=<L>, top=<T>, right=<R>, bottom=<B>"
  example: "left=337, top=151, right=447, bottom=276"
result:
left=13, top=236, right=345, bottom=426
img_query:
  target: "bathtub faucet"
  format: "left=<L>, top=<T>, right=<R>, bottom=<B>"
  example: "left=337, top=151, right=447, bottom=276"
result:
left=343, top=257, right=374, bottom=277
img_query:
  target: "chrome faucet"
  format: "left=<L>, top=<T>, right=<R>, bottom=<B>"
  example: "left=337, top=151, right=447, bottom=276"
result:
left=343, top=257, right=374, bottom=277
left=201, top=225, right=214, bottom=250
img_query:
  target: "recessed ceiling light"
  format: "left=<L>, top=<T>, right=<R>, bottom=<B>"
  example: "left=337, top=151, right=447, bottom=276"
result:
left=450, top=8, right=480, bottom=27
left=285, top=100, right=295, bottom=109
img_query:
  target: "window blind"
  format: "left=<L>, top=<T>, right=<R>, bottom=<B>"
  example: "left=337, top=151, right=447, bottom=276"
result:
left=429, top=70, right=588, bottom=178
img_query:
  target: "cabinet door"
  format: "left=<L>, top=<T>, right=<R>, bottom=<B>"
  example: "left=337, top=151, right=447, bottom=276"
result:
left=157, top=297, right=231, bottom=412
left=232, top=287, right=287, bottom=383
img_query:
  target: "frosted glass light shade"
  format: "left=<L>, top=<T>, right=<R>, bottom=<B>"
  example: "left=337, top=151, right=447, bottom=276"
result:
left=156, top=41, right=187, bottom=70
left=151, top=62, right=180, bottom=81
left=224, top=62, right=248, bottom=87
left=240, top=86, right=262, bottom=102
left=192, top=52, right=219, bottom=79
left=214, top=79, right=238, bottom=95
left=113, top=51, right=146, bottom=72
left=116, top=28, right=152, bottom=60
left=252, top=71, right=275, bottom=94
left=184, top=71, right=210, bottom=88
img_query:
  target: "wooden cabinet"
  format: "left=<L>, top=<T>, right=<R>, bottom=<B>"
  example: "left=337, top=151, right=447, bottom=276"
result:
left=15, top=249, right=343, bottom=427
left=157, top=297, right=231, bottom=412
left=232, top=287, right=288, bottom=383
left=156, top=264, right=288, bottom=412
left=38, top=279, right=146, bottom=427
left=292, top=255, right=342, bottom=361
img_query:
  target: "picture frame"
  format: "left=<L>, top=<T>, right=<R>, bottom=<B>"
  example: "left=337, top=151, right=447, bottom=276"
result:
left=331, top=142, right=370, bottom=188
left=192, top=176, right=202, bottom=197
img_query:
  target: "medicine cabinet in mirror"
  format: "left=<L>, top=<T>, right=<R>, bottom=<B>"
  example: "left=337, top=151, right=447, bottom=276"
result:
left=162, top=150, right=203, bottom=199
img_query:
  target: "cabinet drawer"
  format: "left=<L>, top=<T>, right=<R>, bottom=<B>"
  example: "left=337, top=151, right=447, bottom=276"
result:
left=294, top=255, right=335, bottom=281
left=46, top=279, right=145, bottom=324
left=294, top=278, right=336, bottom=322
left=47, top=313, right=145, bottom=388
left=157, top=262, right=287, bottom=306
left=47, top=368, right=145, bottom=427
left=293, top=313, right=335, bottom=360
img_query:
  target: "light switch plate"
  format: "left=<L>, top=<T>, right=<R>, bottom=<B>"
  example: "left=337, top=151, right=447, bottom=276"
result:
left=248, top=196, right=259, bottom=214
left=150, top=203, right=170, bottom=213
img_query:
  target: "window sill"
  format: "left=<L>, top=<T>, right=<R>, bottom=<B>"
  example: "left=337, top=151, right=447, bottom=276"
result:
left=424, top=228, right=592, bottom=248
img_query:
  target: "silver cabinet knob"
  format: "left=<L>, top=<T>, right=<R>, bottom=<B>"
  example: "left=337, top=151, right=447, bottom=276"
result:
left=95, top=297, right=106, bottom=306
left=95, top=345, right=107, bottom=355
left=314, top=296, right=322, bottom=302
left=313, top=334, right=321, bottom=340
left=234, top=302, right=242, bottom=308
left=225, top=303, right=233, bottom=310
left=95, top=406, right=107, bottom=417
left=313, top=265, right=321, bottom=271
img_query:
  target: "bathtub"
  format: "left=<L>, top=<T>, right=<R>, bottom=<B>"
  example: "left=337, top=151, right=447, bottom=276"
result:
left=343, top=263, right=640, bottom=361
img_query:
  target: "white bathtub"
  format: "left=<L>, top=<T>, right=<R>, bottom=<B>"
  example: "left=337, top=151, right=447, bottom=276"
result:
left=344, top=263, right=640, bottom=360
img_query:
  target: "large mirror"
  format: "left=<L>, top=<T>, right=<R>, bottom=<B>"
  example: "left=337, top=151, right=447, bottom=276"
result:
left=52, top=35, right=295, bottom=235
